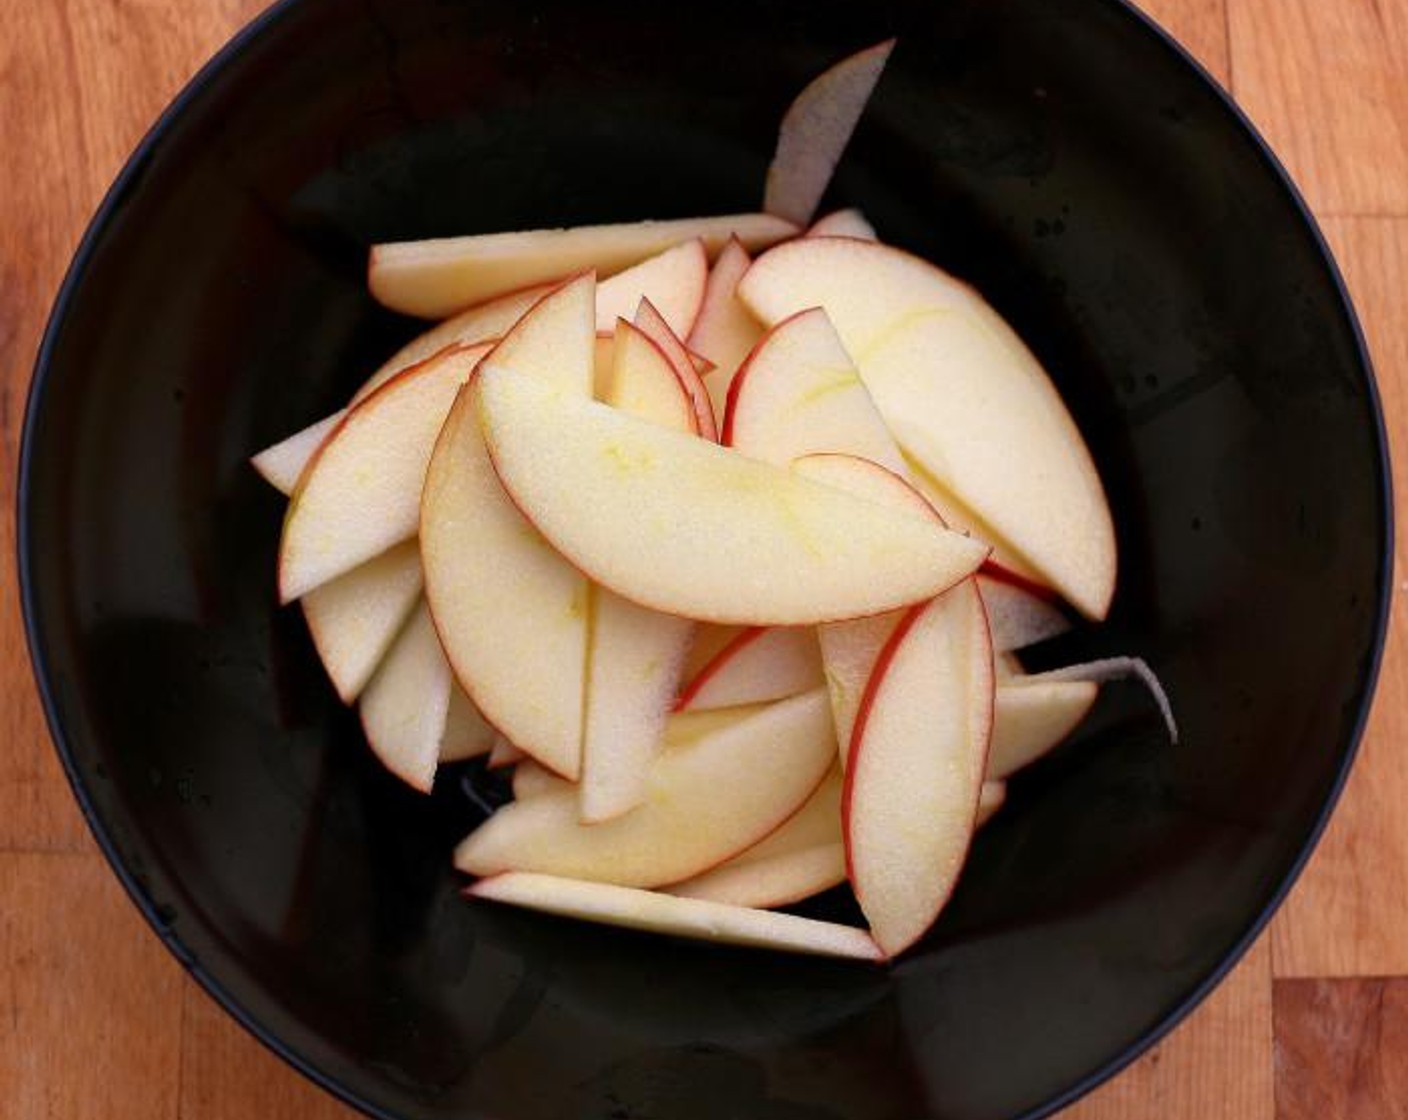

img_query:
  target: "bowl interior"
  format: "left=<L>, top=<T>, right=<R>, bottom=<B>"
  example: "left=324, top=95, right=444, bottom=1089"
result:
left=21, top=0, right=1388, bottom=1117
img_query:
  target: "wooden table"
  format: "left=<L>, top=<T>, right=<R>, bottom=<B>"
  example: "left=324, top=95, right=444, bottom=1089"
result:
left=2, top=1, right=1404, bottom=1115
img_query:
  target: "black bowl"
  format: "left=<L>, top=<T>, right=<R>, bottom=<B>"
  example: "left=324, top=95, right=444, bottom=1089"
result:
left=19, top=0, right=1391, bottom=1117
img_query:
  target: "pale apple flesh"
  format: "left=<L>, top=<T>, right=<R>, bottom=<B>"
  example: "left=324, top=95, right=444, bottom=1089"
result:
left=370, top=212, right=797, bottom=319
left=468, top=872, right=881, bottom=961
left=739, top=236, right=1116, bottom=619
left=596, top=239, right=707, bottom=339
left=440, top=685, right=496, bottom=763
left=976, top=573, right=1072, bottom=654
left=633, top=297, right=719, bottom=441
left=844, top=584, right=995, bottom=957
left=988, top=679, right=1099, bottom=779
left=455, top=690, right=836, bottom=888
left=420, top=276, right=596, bottom=780
left=806, top=209, right=878, bottom=240
left=675, top=625, right=823, bottom=711
left=251, top=411, right=344, bottom=496
left=687, top=237, right=762, bottom=427
left=475, top=365, right=988, bottom=626
left=278, top=341, right=489, bottom=603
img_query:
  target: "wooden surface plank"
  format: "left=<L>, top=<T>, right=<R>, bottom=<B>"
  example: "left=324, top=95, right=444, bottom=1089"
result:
left=0, top=0, right=1401, bottom=1117
left=1229, top=0, right=1408, bottom=216
left=1269, top=218, right=1408, bottom=979
left=1274, top=978, right=1408, bottom=1120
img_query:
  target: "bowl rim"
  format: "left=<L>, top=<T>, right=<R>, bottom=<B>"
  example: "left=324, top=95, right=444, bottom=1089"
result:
left=16, top=1, right=1394, bottom=1117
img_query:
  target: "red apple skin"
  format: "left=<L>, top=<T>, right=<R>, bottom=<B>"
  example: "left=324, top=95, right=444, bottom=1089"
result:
left=634, top=297, right=719, bottom=441
left=673, top=626, right=765, bottom=711
left=977, top=559, right=1063, bottom=605
left=841, top=585, right=995, bottom=955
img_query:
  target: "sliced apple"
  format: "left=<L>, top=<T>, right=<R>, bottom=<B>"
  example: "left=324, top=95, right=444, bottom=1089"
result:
left=987, top=679, right=1099, bottom=779
left=455, top=690, right=836, bottom=887
left=359, top=602, right=454, bottom=793
left=421, top=275, right=595, bottom=780
left=680, top=624, right=745, bottom=683
left=667, top=769, right=845, bottom=906
left=301, top=541, right=423, bottom=703
left=1023, top=657, right=1177, bottom=742
left=977, top=573, right=1072, bottom=653
left=278, top=342, right=489, bottom=602
left=976, top=781, right=1006, bottom=827
left=579, top=319, right=700, bottom=824
left=763, top=40, right=895, bottom=226
left=633, top=298, right=718, bottom=441
left=675, top=626, right=822, bottom=711
left=475, top=366, right=988, bottom=625
left=596, top=239, right=707, bottom=339
left=467, top=872, right=881, bottom=961
left=513, top=759, right=573, bottom=800
left=687, top=237, right=763, bottom=426
left=806, top=209, right=877, bottom=240
left=440, top=686, right=496, bottom=763
left=251, top=411, right=345, bottom=496
left=724, top=308, right=905, bottom=472
left=371, top=213, right=797, bottom=319
left=740, top=236, right=1117, bottom=619
left=352, top=282, right=557, bottom=403
left=844, top=584, right=995, bottom=957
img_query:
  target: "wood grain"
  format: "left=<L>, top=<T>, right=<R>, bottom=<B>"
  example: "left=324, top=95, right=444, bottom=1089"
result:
left=0, top=0, right=1402, bottom=1117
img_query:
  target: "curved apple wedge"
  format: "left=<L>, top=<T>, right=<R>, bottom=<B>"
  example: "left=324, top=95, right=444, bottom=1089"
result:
left=740, top=237, right=1116, bottom=619
left=596, top=240, right=707, bottom=338
left=676, top=625, right=823, bottom=711
left=687, top=238, right=761, bottom=425
left=474, top=366, right=988, bottom=625
left=455, top=690, right=836, bottom=888
left=302, top=541, right=424, bottom=703
left=844, top=585, right=995, bottom=958
left=251, top=411, right=344, bottom=496
left=359, top=602, right=454, bottom=793
left=439, top=685, right=496, bottom=763
left=988, top=679, right=1099, bottom=779
left=277, top=342, right=490, bottom=603
left=977, top=573, right=1072, bottom=653
left=421, top=275, right=596, bottom=780
left=467, top=872, right=881, bottom=961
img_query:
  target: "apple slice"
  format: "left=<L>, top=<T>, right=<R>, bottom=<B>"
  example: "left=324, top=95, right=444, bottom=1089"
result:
left=475, top=366, right=988, bottom=625
left=251, top=411, right=345, bottom=496
left=579, top=319, right=700, bottom=824
left=763, top=40, right=896, bottom=226
left=455, top=690, right=836, bottom=887
left=301, top=541, right=423, bottom=703
left=724, top=307, right=905, bottom=472
left=633, top=298, right=718, bottom=441
left=467, top=872, right=881, bottom=961
left=352, top=282, right=557, bottom=403
left=806, top=210, right=877, bottom=240
left=370, top=213, right=797, bottom=319
left=976, top=781, right=1006, bottom=827
left=680, top=624, right=745, bottom=683
left=687, top=238, right=763, bottom=426
left=359, top=602, right=454, bottom=792
left=596, top=239, right=707, bottom=339
left=277, top=342, right=489, bottom=602
left=844, top=585, right=995, bottom=957
left=987, top=679, right=1099, bottom=779
left=421, top=275, right=596, bottom=780
left=739, top=236, right=1117, bottom=619
left=440, top=686, right=496, bottom=763
left=977, top=573, right=1072, bottom=653
left=668, top=769, right=845, bottom=906
left=1023, top=657, right=1178, bottom=742
left=513, top=759, right=573, bottom=800
left=675, top=626, right=822, bottom=711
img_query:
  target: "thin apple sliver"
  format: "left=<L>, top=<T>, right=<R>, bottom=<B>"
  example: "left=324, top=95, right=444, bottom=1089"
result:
left=1022, top=657, right=1178, bottom=743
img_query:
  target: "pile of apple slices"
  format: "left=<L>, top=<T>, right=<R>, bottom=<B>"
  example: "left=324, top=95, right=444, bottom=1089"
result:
left=255, top=43, right=1173, bottom=961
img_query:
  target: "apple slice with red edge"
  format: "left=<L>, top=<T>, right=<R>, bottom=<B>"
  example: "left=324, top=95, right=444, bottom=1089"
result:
left=278, top=341, right=490, bottom=602
left=455, top=689, right=836, bottom=887
left=806, top=209, right=877, bottom=240
left=467, top=872, right=881, bottom=961
left=633, top=298, right=718, bottom=441
left=675, top=626, right=822, bottom=711
left=739, top=236, right=1117, bottom=619
left=686, top=237, right=762, bottom=426
left=976, top=572, right=1071, bottom=653
left=724, top=307, right=905, bottom=472
left=988, top=678, right=1099, bottom=779
left=421, top=274, right=596, bottom=780
left=763, top=40, right=896, bottom=226
left=474, top=365, right=987, bottom=625
left=844, top=585, right=995, bottom=958
left=370, top=212, right=798, bottom=319
left=596, top=239, right=707, bottom=339
left=251, top=411, right=345, bottom=496
left=578, top=319, right=700, bottom=824
left=680, top=624, right=745, bottom=683
left=359, top=602, right=455, bottom=793
left=301, top=541, right=423, bottom=703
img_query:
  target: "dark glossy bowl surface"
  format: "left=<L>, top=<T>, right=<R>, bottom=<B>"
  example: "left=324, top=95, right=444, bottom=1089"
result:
left=19, top=0, right=1390, bottom=1117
